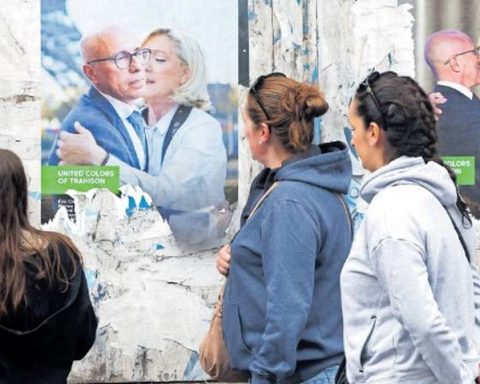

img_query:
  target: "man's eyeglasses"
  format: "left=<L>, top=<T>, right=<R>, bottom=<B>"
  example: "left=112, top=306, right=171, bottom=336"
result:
left=249, top=72, right=286, bottom=120
left=444, top=46, right=480, bottom=65
left=87, top=48, right=152, bottom=70
left=358, top=71, right=384, bottom=124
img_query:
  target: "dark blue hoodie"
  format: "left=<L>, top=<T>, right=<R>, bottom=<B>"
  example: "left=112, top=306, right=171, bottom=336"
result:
left=223, top=141, right=352, bottom=384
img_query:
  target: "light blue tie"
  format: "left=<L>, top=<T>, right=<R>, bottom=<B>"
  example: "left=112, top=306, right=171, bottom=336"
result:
left=127, top=110, right=148, bottom=171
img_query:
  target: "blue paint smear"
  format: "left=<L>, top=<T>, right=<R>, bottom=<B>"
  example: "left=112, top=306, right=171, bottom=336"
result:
left=248, top=9, right=257, bottom=21
left=93, top=283, right=107, bottom=304
left=303, top=63, right=311, bottom=71
left=28, top=191, right=41, bottom=200
left=273, top=30, right=282, bottom=45
left=311, top=66, right=319, bottom=82
left=183, top=351, right=198, bottom=378
left=84, top=208, right=97, bottom=217
left=84, top=269, right=97, bottom=290
left=296, top=0, right=301, bottom=5
left=343, top=127, right=358, bottom=159
left=154, top=243, right=164, bottom=250
left=138, top=195, right=150, bottom=210
left=313, top=117, right=322, bottom=144
left=263, top=0, right=272, bottom=6
left=388, top=52, right=393, bottom=66
left=126, top=196, right=137, bottom=217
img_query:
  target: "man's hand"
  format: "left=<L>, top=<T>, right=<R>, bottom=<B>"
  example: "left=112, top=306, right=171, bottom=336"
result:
left=57, top=121, right=107, bottom=165
left=216, top=244, right=231, bottom=277
left=428, top=92, right=447, bottom=121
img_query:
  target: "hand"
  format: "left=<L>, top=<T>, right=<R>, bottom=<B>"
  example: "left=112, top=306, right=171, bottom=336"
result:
left=216, top=244, right=231, bottom=277
left=57, top=121, right=107, bottom=165
left=428, top=92, right=447, bottom=121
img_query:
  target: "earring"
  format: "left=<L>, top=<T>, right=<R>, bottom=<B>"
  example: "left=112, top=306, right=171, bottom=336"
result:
left=258, top=140, right=264, bottom=145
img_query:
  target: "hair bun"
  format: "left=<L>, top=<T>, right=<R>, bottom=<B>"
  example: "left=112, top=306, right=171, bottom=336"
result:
left=280, top=83, right=329, bottom=121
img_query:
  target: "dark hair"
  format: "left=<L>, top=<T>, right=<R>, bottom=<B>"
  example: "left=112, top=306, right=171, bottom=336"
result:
left=0, top=149, right=81, bottom=316
left=247, top=74, right=329, bottom=153
left=354, top=71, right=471, bottom=224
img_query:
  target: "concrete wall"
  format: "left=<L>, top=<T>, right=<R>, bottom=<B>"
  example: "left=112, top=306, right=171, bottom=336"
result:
left=0, top=0, right=478, bottom=382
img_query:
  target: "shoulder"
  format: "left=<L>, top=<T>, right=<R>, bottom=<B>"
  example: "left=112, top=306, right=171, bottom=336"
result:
left=63, top=90, right=114, bottom=126
left=268, top=181, right=340, bottom=219
left=366, top=185, right=442, bottom=243
left=370, top=184, right=436, bottom=215
left=44, top=233, right=81, bottom=271
left=186, top=108, right=221, bottom=129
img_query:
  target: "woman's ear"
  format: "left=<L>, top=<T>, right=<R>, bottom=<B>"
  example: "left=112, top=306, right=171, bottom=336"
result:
left=367, top=122, right=382, bottom=147
left=258, top=122, right=271, bottom=143
left=180, top=66, right=191, bottom=85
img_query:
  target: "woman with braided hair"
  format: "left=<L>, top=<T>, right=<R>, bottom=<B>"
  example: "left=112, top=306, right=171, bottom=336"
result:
left=341, top=71, right=480, bottom=383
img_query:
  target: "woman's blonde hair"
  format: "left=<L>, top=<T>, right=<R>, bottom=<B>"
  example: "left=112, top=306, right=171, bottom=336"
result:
left=143, top=28, right=211, bottom=110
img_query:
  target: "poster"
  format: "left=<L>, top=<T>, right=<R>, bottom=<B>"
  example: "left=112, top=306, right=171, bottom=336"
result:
left=40, top=0, right=239, bottom=381
left=41, top=0, right=239, bottom=247
left=407, top=0, right=480, bottom=218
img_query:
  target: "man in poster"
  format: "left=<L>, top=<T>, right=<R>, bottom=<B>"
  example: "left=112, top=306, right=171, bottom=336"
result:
left=425, top=29, right=480, bottom=218
left=48, top=26, right=151, bottom=171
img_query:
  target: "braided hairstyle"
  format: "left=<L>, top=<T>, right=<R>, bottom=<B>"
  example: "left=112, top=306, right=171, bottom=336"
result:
left=355, top=71, right=471, bottom=224
left=247, top=75, right=329, bottom=154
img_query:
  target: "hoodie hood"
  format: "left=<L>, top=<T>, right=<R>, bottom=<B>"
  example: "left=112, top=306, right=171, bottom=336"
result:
left=275, top=141, right=352, bottom=194
left=361, top=156, right=457, bottom=205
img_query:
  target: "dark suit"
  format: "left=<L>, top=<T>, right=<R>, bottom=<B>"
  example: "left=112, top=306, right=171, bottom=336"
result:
left=48, top=86, right=141, bottom=168
left=435, top=84, right=480, bottom=218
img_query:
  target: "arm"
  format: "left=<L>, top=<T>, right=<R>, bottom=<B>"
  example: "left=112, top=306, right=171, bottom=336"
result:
left=216, top=244, right=231, bottom=277
left=370, top=237, right=470, bottom=383
left=56, top=122, right=107, bottom=165
left=110, top=120, right=226, bottom=210
left=249, top=200, right=320, bottom=384
left=74, top=268, right=98, bottom=359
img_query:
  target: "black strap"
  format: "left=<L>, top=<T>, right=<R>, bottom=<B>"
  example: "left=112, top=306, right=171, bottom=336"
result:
left=336, top=194, right=353, bottom=241
left=161, top=105, right=193, bottom=164
left=443, top=207, right=471, bottom=262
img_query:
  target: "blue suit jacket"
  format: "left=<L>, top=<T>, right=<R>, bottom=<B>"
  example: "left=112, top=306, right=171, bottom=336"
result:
left=435, top=84, right=480, bottom=218
left=48, top=86, right=141, bottom=168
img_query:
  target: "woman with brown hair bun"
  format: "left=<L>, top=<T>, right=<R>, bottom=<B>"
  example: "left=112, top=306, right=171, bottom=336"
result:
left=0, top=149, right=97, bottom=383
left=216, top=73, right=352, bottom=383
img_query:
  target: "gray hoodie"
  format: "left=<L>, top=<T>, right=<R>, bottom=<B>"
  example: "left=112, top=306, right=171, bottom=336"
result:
left=341, top=156, right=480, bottom=384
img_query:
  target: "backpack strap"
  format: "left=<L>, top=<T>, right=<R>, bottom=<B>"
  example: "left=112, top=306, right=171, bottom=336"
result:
left=336, top=194, right=353, bottom=241
left=161, top=105, right=193, bottom=164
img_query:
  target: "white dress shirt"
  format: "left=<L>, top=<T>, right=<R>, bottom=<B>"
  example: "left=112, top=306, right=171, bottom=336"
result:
left=437, top=81, right=474, bottom=100
left=144, top=105, right=179, bottom=176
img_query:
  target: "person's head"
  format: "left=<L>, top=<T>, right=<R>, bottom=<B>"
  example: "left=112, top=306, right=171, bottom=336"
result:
left=0, top=149, right=80, bottom=316
left=142, top=28, right=211, bottom=110
left=349, top=71, right=440, bottom=172
left=81, top=26, right=150, bottom=103
left=425, top=29, right=480, bottom=89
left=243, top=73, right=329, bottom=166
left=349, top=71, right=470, bottom=221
